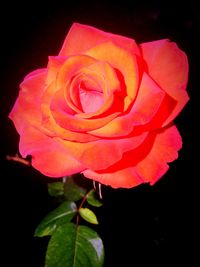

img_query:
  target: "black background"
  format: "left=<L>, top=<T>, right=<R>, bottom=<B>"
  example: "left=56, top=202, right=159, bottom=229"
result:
left=0, top=0, right=199, bottom=266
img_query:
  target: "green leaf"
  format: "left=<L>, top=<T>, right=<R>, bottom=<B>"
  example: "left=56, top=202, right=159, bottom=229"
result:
left=79, top=208, right=98, bottom=225
left=64, top=175, right=87, bottom=201
left=35, top=201, right=77, bottom=237
left=45, top=223, right=104, bottom=267
left=48, top=182, right=64, bottom=197
left=87, top=190, right=103, bottom=207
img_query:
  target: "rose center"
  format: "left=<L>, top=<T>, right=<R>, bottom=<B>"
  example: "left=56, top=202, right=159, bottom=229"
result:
left=79, top=80, right=104, bottom=113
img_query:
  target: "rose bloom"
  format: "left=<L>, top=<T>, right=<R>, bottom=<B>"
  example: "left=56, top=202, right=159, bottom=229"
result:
left=9, top=23, right=189, bottom=188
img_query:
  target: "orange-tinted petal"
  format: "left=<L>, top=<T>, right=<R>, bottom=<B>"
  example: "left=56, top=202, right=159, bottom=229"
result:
left=43, top=82, right=120, bottom=133
left=68, top=68, right=106, bottom=114
left=9, top=70, right=47, bottom=133
left=41, top=56, right=120, bottom=132
left=50, top=101, right=120, bottom=132
left=47, top=56, right=67, bottom=83
left=57, top=131, right=148, bottom=170
left=89, top=73, right=165, bottom=137
left=10, top=69, right=99, bottom=143
left=46, top=87, right=100, bottom=142
left=40, top=83, right=100, bottom=142
left=85, top=42, right=139, bottom=110
left=59, top=23, right=140, bottom=57
left=140, top=39, right=189, bottom=125
left=19, top=127, right=85, bottom=177
left=75, top=61, right=124, bottom=119
left=56, top=55, right=97, bottom=92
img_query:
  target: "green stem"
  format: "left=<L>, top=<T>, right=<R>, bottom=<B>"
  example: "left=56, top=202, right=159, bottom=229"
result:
left=76, top=190, right=91, bottom=226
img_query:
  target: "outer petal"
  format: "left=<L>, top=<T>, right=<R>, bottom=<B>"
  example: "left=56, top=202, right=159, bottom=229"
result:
left=140, top=39, right=189, bottom=125
left=136, top=125, right=182, bottom=184
left=83, top=125, right=182, bottom=188
left=9, top=70, right=47, bottom=133
left=59, top=23, right=140, bottom=57
left=24, top=68, right=47, bottom=80
left=83, top=167, right=143, bottom=189
left=19, top=127, right=85, bottom=177
left=56, top=131, right=148, bottom=171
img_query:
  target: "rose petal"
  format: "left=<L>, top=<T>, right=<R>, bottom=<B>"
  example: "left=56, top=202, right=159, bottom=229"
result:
left=70, top=74, right=116, bottom=119
left=50, top=101, right=120, bottom=132
left=10, top=69, right=99, bottom=143
left=9, top=70, right=47, bottom=133
left=75, top=61, right=124, bottom=119
left=83, top=125, right=181, bottom=188
left=89, top=73, right=165, bottom=137
left=47, top=56, right=67, bottom=83
left=43, top=82, right=120, bottom=133
left=136, top=125, right=182, bottom=184
left=24, top=68, right=47, bottom=80
left=19, top=127, right=85, bottom=177
left=79, top=87, right=104, bottom=113
left=56, top=54, right=97, bottom=91
left=133, top=94, right=176, bottom=134
left=140, top=39, right=189, bottom=125
left=57, top=131, right=148, bottom=170
left=79, top=61, right=121, bottom=99
left=39, top=56, right=119, bottom=132
left=162, top=90, right=189, bottom=126
left=83, top=167, right=143, bottom=189
left=85, top=41, right=139, bottom=110
left=59, top=22, right=140, bottom=57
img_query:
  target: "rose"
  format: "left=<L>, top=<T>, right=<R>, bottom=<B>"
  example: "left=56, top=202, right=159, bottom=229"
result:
left=9, top=23, right=189, bottom=188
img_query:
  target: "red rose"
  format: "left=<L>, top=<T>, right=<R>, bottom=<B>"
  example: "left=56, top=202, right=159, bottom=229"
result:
left=9, top=23, right=189, bottom=188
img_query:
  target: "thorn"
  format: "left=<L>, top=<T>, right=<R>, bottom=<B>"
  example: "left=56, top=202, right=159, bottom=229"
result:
left=98, top=183, right=102, bottom=199
left=93, top=181, right=103, bottom=199
left=93, top=180, right=96, bottom=190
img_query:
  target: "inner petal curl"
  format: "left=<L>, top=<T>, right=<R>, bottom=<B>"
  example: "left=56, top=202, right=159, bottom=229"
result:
left=79, top=80, right=105, bottom=113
